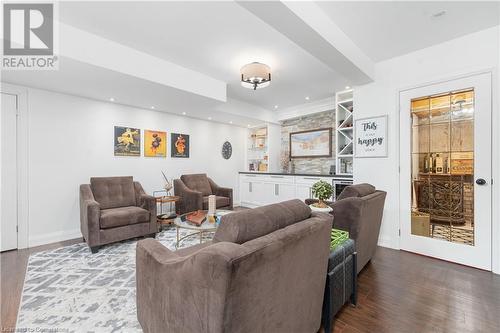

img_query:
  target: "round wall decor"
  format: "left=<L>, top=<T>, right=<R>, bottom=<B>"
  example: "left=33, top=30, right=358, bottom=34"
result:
left=221, top=141, right=232, bottom=159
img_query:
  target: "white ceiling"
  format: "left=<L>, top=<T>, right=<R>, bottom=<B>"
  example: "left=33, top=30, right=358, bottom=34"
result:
left=317, top=1, right=500, bottom=62
left=58, top=1, right=350, bottom=111
left=2, top=1, right=499, bottom=125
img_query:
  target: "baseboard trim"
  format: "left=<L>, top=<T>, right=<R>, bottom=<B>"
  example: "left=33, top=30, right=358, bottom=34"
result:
left=29, top=229, right=82, bottom=247
left=377, top=235, right=399, bottom=250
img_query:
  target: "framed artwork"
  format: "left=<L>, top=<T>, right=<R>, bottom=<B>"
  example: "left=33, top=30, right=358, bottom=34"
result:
left=289, top=128, right=332, bottom=158
left=144, top=130, right=166, bottom=157
left=171, top=133, right=190, bottom=158
left=354, top=115, right=388, bottom=158
left=114, top=126, right=140, bottom=156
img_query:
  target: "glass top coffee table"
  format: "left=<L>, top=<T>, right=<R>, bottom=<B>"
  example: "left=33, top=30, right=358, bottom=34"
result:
left=173, top=210, right=232, bottom=248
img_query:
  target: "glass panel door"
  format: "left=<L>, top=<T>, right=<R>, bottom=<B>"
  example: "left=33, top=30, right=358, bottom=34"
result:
left=411, top=89, right=474, bottom=245
left=399, top=72, right=492, bottom=271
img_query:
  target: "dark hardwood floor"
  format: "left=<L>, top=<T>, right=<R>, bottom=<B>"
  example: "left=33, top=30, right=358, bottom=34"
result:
left=2, top=241, right=500, bottom=332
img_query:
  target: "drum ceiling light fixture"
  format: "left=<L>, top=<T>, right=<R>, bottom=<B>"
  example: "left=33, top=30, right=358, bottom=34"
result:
left=240, top=62, right=271, bottom=90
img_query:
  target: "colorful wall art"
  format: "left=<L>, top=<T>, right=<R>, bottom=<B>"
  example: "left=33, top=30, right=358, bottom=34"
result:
left=171, top=133, right=190, bottom=158
left=114, top=126, right=141, bottom=156
left=144, top=130, right=166, bottom=157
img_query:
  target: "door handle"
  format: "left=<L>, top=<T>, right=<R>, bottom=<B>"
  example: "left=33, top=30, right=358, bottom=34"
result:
left=476, top=178, right=487, bottom=185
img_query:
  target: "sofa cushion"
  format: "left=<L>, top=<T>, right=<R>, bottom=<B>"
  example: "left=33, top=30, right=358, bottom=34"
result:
left=337, top=183, right=376, bottom=200
left=90, top=176, right=136, bottom=209
left=202, top=196, right=230, bottom=209
left=214, top=199, right=311, bottom=244
left=100, top=206, right=150, bottom=229
left=180, top=174, right=212, bottom=196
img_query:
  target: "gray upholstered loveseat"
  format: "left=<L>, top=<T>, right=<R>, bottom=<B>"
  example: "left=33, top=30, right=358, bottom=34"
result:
left=136, top=199, right=332, bottom=333
left=79, top=176, right=157, bottom=253
left=174, top=173, right=233, bottom=214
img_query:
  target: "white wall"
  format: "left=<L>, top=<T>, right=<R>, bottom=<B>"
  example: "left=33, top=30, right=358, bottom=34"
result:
left=354, top=26, right=500, bottom=271
left=21, top=87, right=246, bottom=246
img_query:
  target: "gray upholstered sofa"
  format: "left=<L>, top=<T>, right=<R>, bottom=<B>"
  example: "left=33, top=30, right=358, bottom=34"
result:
left=136, top=199, right=332, bottom=333
left=79, top=176, right=157, bottom=253
left=306, top=183, right=386, bottom=273
left=174, top=173, right=233, bottom=214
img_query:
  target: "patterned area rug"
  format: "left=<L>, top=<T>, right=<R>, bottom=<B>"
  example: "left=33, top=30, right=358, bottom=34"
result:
left=16, top=227, right=213, bottom=333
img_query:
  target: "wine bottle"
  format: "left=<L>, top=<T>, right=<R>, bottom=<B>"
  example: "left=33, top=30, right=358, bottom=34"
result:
left=429, top=153, right=434, bottom=173
left=435, top=154, right=444, bottom=174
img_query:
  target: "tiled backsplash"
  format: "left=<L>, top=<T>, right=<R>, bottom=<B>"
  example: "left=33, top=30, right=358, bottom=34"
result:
left=280, top=110, right=336, bottom=174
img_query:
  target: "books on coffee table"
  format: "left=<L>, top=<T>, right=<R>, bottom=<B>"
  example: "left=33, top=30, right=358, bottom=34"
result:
left=182, top=210, right=207, bottom=226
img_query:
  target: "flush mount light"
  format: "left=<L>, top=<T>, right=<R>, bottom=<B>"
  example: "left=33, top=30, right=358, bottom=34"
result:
left=182, top=112, right=186, bottom=115
left=274, top=105, right=279, bottom=109
left=109, top=97, right=115, bottom=102
left=208, top=117, right=212, bottom=120
left=241, top=62, right=271, bottom=90
left=305, top=96, right=310, bottom=100
left=345, top=86, right=351, bottom=90
left=229, top=121, right=233, bottom=124
left=151, top=106, right=155, bottom=109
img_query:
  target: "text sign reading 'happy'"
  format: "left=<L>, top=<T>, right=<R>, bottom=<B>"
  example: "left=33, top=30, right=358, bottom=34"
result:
left=354, top=115, right=388, bottom=158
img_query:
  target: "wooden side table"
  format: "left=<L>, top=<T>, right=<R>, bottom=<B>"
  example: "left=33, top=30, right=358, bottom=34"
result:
left=155, top=195, right=180, bottom=230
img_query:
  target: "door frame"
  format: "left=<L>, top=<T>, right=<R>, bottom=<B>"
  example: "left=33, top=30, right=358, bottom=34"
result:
left=1, top=83, right=29, bottom=249
left=398, top=70, right=496, bottom=271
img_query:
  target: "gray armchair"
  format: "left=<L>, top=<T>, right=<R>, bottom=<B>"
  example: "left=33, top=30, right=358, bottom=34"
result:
left=306, top=183, right=386, bottom=273
left=174, top=174, right=233, bottom=214
left=80, top=176, right=157, bottom=253
left=136, top=200, right=332, bottom=333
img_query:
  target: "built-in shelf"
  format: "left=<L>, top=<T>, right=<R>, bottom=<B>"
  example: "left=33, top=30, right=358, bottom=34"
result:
left=335, top=89, right=354, bottom=175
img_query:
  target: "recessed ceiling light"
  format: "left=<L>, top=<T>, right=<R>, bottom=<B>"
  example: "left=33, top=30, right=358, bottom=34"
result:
left=247, top=124, right=251, bottom=127
left=305, top=96, right=310, bottom=100
left=229, top=121, right=233, bottom=124
left=274, top=105, right=279, bottom=109
left=208, top=117, right=212, bottom=120
left=109, top=97, right=115, bottom=102
left=432, top=10, right=447, bottom=18
left=345, top=86, right=351, bottom=90
left=150, top=106, right=155, bottom=109
left=182, top=112, right=186, bottom=115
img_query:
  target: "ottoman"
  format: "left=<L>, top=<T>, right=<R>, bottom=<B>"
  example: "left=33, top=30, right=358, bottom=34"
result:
left=322, top=237, right=357, bottom=332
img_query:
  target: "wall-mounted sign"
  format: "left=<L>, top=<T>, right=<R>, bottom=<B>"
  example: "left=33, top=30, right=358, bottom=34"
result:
left=354, top=115, right=388, bottom=158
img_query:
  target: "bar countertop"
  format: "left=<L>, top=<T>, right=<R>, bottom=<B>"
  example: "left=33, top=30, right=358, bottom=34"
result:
left=238, top=171, right=353, bottom=179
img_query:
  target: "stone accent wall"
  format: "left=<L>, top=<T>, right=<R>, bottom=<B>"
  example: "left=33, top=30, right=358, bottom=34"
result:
left=280, top=111, right=335, bottom=174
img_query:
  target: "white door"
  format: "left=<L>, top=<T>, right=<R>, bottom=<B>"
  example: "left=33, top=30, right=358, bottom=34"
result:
left=399, top=73, right=492, bottom=270
left=1, top=93, right=18, bottom=251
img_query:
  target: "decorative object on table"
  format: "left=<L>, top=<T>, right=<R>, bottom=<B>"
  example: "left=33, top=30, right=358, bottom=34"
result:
left=221, top=141, right=232, bottom=159
left=173, top=209, right=232, bottom=248
left=183, top=210, right=207, bottom=226
left=174, top=174, right=233, bottom=214
left=114, top=126, right=140, bottom=156
left=354, top=115, right=388, bottom=158
left=161, top=170, right=173, bottom=195
left=144, top=130, right=166, bottom=157
left=310, top=180, right=334, bottom=211
left=80, top=176, right=157, bottom=253
left=240, top=62, right=271, bottom=90
left=289, top=128, right=332, bottom=158
left=331, top=228, right=349, bottom=250
left=171, top=133, right=190, bottom=158
left=207, top=195, right=216, bottom=223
